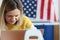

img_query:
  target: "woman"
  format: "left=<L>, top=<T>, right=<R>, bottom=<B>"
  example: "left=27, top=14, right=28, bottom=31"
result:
left=0, top=0, right=36, bottom=30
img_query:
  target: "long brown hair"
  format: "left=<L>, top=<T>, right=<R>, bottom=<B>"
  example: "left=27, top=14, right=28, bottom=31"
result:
left=0, top=0, right=23, bottom=30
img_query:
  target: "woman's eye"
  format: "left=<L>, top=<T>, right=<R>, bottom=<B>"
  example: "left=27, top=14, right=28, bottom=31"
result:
left=15, top=15, right=18, bottom=17
left=8, top=15, right=12, bottom=17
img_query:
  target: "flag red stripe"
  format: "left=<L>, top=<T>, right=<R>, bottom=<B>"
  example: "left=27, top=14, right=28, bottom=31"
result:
left=40, top=0, right=45, bottom=19
left=54, top=12, right=56, bottom=22
left=47, top=0, right=52, bottom=20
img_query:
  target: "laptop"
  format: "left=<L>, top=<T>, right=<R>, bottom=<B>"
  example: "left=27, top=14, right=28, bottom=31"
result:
left=1, top=30, right=44, bottom=40
left=1, top=30, right=25, bottom=40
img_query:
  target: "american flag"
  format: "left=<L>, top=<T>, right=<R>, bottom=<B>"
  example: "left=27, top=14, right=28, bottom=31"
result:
left=21, top=0, right=59, bottom=23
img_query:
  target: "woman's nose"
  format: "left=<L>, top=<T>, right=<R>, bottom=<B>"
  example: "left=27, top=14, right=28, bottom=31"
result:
left=11, top=17, right=16, bottom=21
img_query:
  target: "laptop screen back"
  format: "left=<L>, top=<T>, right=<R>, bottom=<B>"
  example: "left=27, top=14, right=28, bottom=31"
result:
left=1, top=30, right=25, bottom=40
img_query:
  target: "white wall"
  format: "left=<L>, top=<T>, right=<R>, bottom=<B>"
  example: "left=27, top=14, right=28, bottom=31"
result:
left=58, top=0, right=60, bottom=22
left=59, top=26, right=60, bottom=40
left=58, top=0, right=60, bottom=40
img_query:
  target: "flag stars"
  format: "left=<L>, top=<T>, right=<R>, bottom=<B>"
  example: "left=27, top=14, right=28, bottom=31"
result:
left=34, top=9, right=36, bottom=12
left=24, top=8, right=26, bottom=11
left=33, top=15, right=36, bottom=18
left=26, top=11, right=29, bottom=13
left=27, top=0, right=29, bottom=3
left=32, top=1, right=34, bottom=4
left=28, top=14, right=31, bottom=17
left=34, top=4, right=37, bottom=7
left=22, top=0, right=37, bottom=18
left=31, top=12, right=33, bottom=14
left=22, top=0, right=24, bottom=2
left=29, top=9, right=31, bottom=11
left=29, top=3, right=32, bottom=6
left=31, top=6, right=34, bottom=9
left=26, top=6, right=29, bottom=8
left=24, top=3, right=27, bottom=5
left=35, top=0, right=37, bottom=1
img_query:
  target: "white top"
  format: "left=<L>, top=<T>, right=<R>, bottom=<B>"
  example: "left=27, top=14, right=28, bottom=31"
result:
left=24, top=29, right=44, bottom=40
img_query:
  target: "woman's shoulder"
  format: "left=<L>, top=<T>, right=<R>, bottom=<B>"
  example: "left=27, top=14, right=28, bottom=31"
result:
left=22, top=15, right=32, bottom=23
left=22, top=15, right=33, bottom=28
left=23, top=15, right=30, bottom=20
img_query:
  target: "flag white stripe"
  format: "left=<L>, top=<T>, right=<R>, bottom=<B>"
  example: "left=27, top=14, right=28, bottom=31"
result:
left=50, top=0, right=55, bottom=22
left=43, top=0, right=48, bottom=21
left=54, top=0, right=59, bottom=21
left=36, top=0, right=41, bottom=20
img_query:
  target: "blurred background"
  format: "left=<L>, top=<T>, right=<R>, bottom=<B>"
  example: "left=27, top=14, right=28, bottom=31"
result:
left=0, top=0, right=60, bottom=40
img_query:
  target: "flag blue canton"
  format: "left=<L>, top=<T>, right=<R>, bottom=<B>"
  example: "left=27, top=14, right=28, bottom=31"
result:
left=21, top=0, right=37, bottom=18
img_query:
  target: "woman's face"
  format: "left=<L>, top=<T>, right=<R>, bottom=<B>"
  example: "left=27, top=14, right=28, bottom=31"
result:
left=5, top=9, right=20, bottom=25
